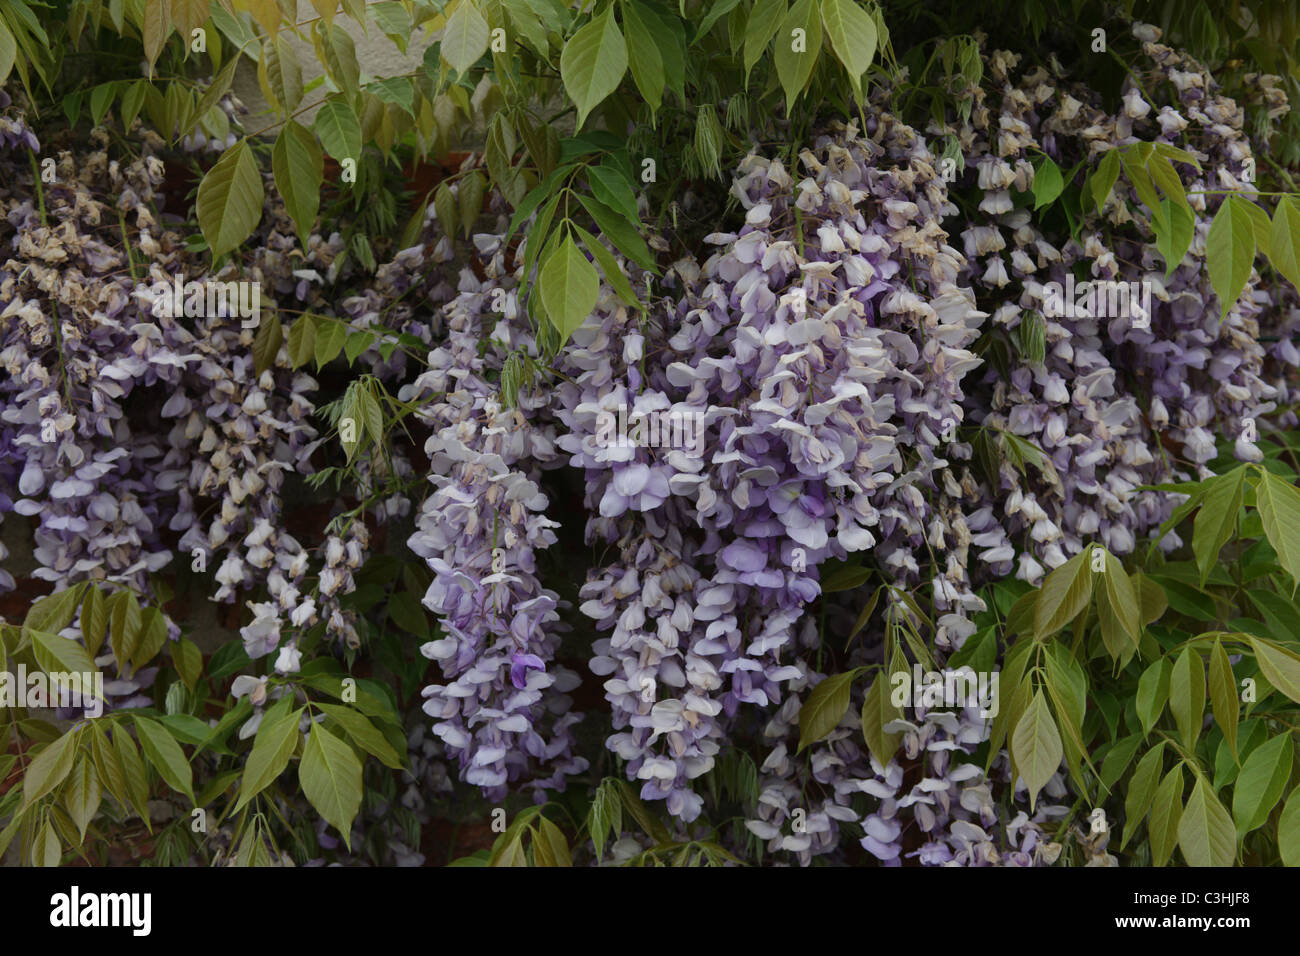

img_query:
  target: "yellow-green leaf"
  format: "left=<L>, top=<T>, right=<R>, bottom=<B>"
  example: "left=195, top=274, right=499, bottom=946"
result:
left=441, top=0, right=490, bottom=73
left=538, top=234, right=599, bottom=345
left=773, top=0, right=822, bottom=112
left=1206, top=195, right=1258, bottom=320
left=1178, top=775, right=1236, bottom=866
left=560, top=5, right=627, bottom=129
left=300, top=724, right=363, bottom=849
left=1010, top=690, right=1062, bottom=812
left=1269, top=195, right=1300, bottom=291
left=273, top=120, right=323, bottom=247
left=797, top=670, right=856, bottom=752
left=1208, top=639, right=1238, bottom=761
left=1149, top=765, right=1184, bottom=866
left=1169, top=646, right=1205, bottom=751
left=196, top=139, right=265, bottom=260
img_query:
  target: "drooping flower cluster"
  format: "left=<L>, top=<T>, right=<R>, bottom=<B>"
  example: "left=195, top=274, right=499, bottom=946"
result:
left=404, top=214, right=588, bottom=802
left=945, top=22, right=1293, bottom=585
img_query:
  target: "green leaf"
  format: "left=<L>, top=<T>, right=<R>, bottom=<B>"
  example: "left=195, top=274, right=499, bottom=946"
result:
left=1009, top=690, right=1062, bottom=812
left=320, top=22, right=360, bottom=94
left=81, top=585, right=107, bottom=659
left=253, top=311, right=283, bottom=377
left=272, top=120, right=323, bottom=247
left=142, top=0, right=172, bottom=70
left=560, top=5, right=628, bottom=129
left=1134, top=571, right=1168, bottom=626
left=1147, top=152, right=1188, bottom=212
left=1154, top=198, right=1195, bottom=277
left=88, top=727, right=125, bottom=812
left=196, top=139, right=264, bottom=260
left=433, top=181, right=459, bottom=238
left=797, top=670, right=857, bottom=752
left=1179, top=775, right=1236, bottom=866
left=1153, top=142, right=1203, bottom=171
left=1207, top=195, right=1258, bottom=320
left=819, top=0, right=875, bottom=93
left=1033, top=547, right=1093, bottom=639
left=1031, top=155, right=1064, bottom=209
left=1095, top=549, right=1141, bottom=662
left=1208, top=639, right=1238, bottom=761
left=344, top=331, right=376, bottom=365
left=133, top=716, right=194, bottom=801
left=1089, top=148, right=1121, bottom=214
left=236, top=706, right=302, bottom=811
left=263, top=34, right=303, bottom=114
left=1232, top=733, right=1293, bottom=836
left=441, top=0, right=490, bottom=73
left=458, top=170, right=487, bottom=238
left=1122, top=146, right=1166, bottom=231
left=112, top=729, right=150, bottom=821
left=1256, top=469, right=1300, bottom=585
left=632, top=2, right=683, bottom=101
left=369, top=76, right=415, bottom=116
left=533, top=815, right=573, bottom=866
left=1279, top=786, right=1300, bottom=866
left=313, top=317, right=348, bottom=369
left=316, top=702, right=404, bottom=769
left=386, top=589, right=430, bottom=639
left=120, top=78, right=149, bottom=132
left=1148, top=765, right=1185, bottom=866
left=623, top=3, right=664, bottom=115
left=1042, top=641, right=1093, bottom=781
left=1123, top=743, right=1164, bottom=848
left=572, top=224, right=644, bottom=310
left=744, top=0, right=787, bottom=81
left=133, top=606, right=168, bottom=669
left=1100, top=733, right=1143, bottom=794
left=1136, top=657, right=1171, bottom=735
left=359, top=385, right=383, bottom=447
left=301, top=725, right=363, bottom=849
left=773, top=0, right=822, bottom=112
left=287, top=314, right=317, bottom=368
left=0, top=18, right=16, bottom=84
left=1193, top=469, right=1245, bottom=586
left=1241, top=196, right=1273, bottom=260
left=820, top=563, right=871, bottom=592
left=24, top=583, right=88, bottom=635
left=860, top=669, right=902, bottom=767
left=22, top=728, right=80, bottom=809
left=89, top=82, right=117, bottom=127
left=63, top=757, right=101, bottom=842
left=576, top=192, right=656, bottom=271
left=30, top=628, right=97, bottom=677
left=313, top=96, right=362, bottom=163
left=32, top=819, right=60, bottom=867
left=1169, top=646, right=1206, bottom=751
left=107, top=589, right=142, bottom=674
left=1269, top=195, right=1300, bottom=292
left=587, top=164, right=640, bottom=223
left=1242, top=639, right=1300, bottom=707
left=986, top=637, right=1034, bottom=767
left=538, top=234, right=599, bottom=345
